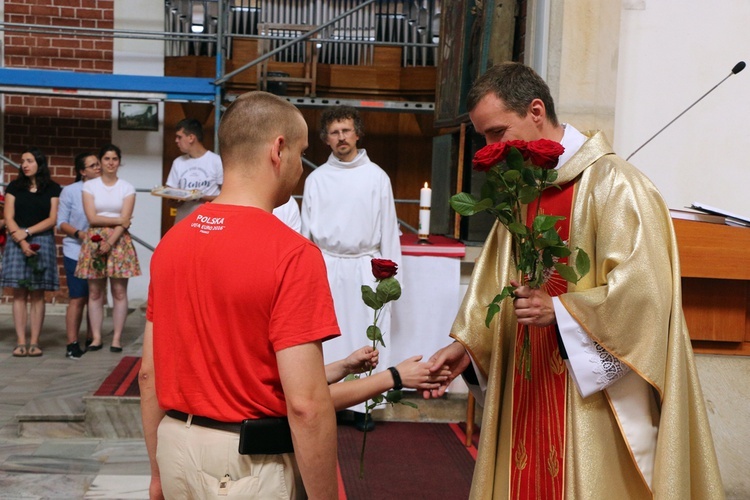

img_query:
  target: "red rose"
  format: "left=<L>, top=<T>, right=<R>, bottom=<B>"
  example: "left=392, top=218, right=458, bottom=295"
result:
left=527, top=139, right=565, bottom=169
left=371, top=258, right=398, bottom=280
left=505, top=140, right=530, bottom=160
left=472, top=142, right=509, bottom=172
left=91, top=234, right=103, bottom=243
left=29, top=243, right=41, bottom=251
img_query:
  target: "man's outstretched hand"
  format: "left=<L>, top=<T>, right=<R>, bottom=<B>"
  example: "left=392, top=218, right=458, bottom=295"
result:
left=422, top=341, right=470, bottom=399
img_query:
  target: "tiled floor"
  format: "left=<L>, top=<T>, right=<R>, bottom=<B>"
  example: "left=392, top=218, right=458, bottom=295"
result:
left=0, top=302, right=472, bottom=499
left=0, top=303, right=150, bottom=499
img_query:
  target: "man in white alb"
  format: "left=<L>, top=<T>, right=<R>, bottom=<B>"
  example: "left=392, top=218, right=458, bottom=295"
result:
left=301, top=105, right=402, bottom=431
left=166, top=118, right=223, bottom=223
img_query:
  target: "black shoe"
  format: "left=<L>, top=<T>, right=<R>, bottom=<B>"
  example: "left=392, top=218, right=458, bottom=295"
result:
left=87, top=343, right=103, bottom=351
left=110, top=346, right=123, bottom=353
left=85, top=338, right=93, bottom=348
left=353, top=411, right=375, bottom=432
left=66, top=342, right=85, bottom=359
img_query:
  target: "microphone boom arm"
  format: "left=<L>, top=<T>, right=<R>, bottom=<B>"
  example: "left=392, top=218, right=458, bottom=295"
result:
left=626, top=62, right=745, bottom=161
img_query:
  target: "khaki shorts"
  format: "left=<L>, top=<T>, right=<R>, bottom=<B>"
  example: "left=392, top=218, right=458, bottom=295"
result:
left=156, top=415, right=304, bottom=499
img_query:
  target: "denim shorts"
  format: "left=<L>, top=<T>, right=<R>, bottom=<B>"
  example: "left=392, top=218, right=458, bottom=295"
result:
left=64, top=256, right=89, bottom=298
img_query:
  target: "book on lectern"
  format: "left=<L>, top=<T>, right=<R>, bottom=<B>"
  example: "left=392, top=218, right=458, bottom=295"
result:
left=688, top=202, right=750, bottom=227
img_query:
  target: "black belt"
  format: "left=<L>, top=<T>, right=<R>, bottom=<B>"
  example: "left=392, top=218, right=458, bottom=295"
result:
left=166, top=409, right=294, bottom=455
left=166, top=409, right=242, bottom=434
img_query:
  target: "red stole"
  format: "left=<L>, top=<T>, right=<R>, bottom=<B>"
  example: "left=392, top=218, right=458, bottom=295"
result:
left=509, top=181, right=575, bottom=499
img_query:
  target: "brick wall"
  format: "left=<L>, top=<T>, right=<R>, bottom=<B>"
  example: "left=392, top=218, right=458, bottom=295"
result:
left=3, top=0, right=115, bottom=303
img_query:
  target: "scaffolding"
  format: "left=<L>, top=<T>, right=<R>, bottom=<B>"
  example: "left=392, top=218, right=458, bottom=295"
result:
left=0, top=0, right=440, bottom=147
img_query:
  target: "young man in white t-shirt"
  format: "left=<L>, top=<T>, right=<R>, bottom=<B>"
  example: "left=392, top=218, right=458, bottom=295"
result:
left=166, top=118, right=224, bottom=222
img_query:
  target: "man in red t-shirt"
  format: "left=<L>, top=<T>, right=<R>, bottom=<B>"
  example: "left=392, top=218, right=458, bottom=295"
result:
left=139, top=92, right=340, bottom=499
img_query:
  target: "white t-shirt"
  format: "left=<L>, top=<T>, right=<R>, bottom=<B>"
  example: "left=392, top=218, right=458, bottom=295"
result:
left=82, top=177, right=136, bottom=218
left=273, top=197, right=301, bottom=232
left=166, top=150, right=223, bottom=221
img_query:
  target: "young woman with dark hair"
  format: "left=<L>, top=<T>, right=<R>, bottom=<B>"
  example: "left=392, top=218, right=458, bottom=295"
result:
left=75, top=144, right=141, bottom=353
left=1, top=147, right=62, bottom=357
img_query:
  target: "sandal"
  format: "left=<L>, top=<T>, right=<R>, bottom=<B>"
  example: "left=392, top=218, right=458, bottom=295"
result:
left=28, top=344, right=43, bottom=357
left=12, top=345, right=27, bottom=357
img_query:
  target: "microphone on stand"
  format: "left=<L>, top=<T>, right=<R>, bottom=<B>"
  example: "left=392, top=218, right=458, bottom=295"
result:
left=626, top=61, right=746, bottom=161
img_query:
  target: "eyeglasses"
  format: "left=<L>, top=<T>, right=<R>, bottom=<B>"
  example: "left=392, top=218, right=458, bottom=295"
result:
left=327, top=128, right=355, bottom=138
left=85, top=164, right=101, bottom=170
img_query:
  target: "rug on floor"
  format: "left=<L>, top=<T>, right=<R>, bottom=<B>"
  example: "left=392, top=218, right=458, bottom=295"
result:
left=337, top=421, right=475, bottom=499
left=93, top=355, right=141, bottom=397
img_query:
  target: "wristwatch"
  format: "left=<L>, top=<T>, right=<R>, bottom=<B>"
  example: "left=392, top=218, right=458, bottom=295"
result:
left=25, top=228, right=31, bottom=237
left=74, top=230, right=80, bottom=239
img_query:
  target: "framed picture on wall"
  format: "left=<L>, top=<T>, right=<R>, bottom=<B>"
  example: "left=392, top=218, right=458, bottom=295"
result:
left=118, top=102, right=158, bottom=131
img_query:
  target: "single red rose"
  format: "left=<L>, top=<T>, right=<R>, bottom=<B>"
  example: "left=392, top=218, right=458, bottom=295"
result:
left=29, top=243, right=41, bottom=251
left=527, top=139, right=565, bottom=169
left=371, top=258, right=398, bottom=280
left=505, top=139, right=530, bottom=160
left=472, top=142, right=509, bottom=172
left=91, top=234, right=103, bottom=243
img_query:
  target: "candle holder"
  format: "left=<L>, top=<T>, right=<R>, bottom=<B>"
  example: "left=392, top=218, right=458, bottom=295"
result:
left=417, top=234, right=433, bottom=245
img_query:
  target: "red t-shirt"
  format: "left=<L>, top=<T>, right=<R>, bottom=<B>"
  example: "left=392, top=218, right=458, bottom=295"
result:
left=146, top=204, right=340, bottom=422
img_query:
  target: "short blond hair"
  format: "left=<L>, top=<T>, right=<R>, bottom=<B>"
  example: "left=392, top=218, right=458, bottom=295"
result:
left=219, top=91, right=305, bottom=170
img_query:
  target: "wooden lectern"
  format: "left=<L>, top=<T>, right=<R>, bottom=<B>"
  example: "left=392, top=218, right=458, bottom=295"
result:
left=673, top=218, right=750, bottom=355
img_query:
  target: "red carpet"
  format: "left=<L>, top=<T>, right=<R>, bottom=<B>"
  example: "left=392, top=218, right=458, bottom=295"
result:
left=93, top=355, right=142, bottom=397
left=95, top=358, right=478, bottom=498
left=337, top=421, right=475, bottom=499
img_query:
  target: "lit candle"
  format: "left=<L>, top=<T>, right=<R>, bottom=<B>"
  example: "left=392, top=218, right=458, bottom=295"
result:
left=419, top=182, right=431, bottom=240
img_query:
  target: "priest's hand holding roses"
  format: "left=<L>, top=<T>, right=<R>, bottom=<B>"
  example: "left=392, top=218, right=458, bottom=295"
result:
left=510, top=280, right=556, bottom=327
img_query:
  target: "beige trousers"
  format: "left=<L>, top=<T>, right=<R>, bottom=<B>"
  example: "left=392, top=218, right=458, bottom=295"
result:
left=156, top=415, right=304, bottom=499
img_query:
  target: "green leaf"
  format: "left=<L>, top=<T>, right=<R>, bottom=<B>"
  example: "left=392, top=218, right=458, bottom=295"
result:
left=450, top=193, right=494, bottom=216
left=485, top=303, right=500, bottom=328
left=400, top=400, right=419, bottom=409
left=546, top=170, right=559, bottom=183
left=521, top=166, right=538, bottom=185
left=449, top=192, right=478, bottom=215
left=385, top=390, right=403, bottom=403
left=554, top=263, right=579, bottom=283
left=361, top=285, right=382, bottom=310
left=542, top=248, right=555, bottom=268
left=503, top=170, right=521, bottom=183
left=376, top=277, right=402, bottom=303
left=533, top=214, right=564, bottom=232
left=344, top=373, right=360, bottom=382
left=508, top=222, right=528, bottom=235
left=366, top=325, right=382, bottom=342
left=548, top=245, right=571, bottom=258
left=372, top=394, right=384, bottom=404
left=506, top=147, right=524, bottom=168
left=576, top=247, right=591, bottom=278
left=518, top=185, right=539, bottom=204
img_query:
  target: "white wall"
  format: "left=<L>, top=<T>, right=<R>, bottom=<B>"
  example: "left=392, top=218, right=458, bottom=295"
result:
left=614, top=0, right=750, bottom=218
left=112, top=1, right=165, bottom=302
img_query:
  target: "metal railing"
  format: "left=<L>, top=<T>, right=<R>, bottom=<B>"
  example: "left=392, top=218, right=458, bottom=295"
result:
left=165, top=0, right=440, bottom=67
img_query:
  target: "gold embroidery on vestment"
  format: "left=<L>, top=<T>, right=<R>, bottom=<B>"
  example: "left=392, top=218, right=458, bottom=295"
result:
left=547, top=445, right=559, bottom=477
left=514, top=440, right=528, bottom=470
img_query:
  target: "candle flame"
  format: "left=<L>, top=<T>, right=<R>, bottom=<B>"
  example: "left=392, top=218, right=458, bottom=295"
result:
left=424, top=182, right=429, bottom=188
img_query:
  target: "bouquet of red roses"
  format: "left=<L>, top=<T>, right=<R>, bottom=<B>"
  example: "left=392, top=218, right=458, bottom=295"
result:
left=450, top=139, right=590, bottom=378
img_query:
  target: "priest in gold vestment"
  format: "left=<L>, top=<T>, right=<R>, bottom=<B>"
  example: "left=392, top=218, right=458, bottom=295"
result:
left=426, top=63, right=724, bottom=499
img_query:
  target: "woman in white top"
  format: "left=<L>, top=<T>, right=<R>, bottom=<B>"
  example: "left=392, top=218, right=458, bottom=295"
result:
left=75, top=144, right=141, bottom=352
